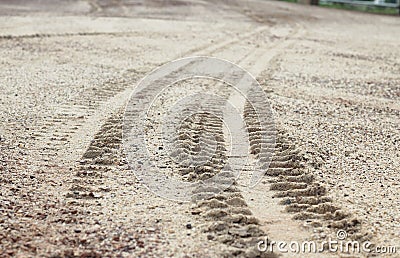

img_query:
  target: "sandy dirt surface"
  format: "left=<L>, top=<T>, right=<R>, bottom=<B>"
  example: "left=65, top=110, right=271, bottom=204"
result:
left=0, top=0, right=399, bottom=257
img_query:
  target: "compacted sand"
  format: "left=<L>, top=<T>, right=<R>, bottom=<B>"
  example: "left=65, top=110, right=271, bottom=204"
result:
left=0, top=0, right=399, bottom=257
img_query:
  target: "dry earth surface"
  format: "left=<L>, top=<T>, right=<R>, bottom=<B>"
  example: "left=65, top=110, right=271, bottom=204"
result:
left=0, top=0, right=399, bottom=257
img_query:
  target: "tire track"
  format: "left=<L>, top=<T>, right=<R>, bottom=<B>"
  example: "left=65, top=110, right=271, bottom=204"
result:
left=33, top=70, right=145, bottom=164
left=241, top=38, right=370, bottom=248
left=243, top=101, right=367, bottom=240
left=67, top=110, right=123, bottom=201
left=160, top=85, right=276, bottom=257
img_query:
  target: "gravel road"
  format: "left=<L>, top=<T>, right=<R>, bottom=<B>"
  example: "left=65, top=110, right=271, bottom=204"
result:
left=0, top=0, right=399, bottom=257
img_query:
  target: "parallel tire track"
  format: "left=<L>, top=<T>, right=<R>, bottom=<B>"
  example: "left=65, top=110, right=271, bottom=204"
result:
left=165, top=95, right=277, bottom=257
left=65, top=20, right=303, bottom=257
